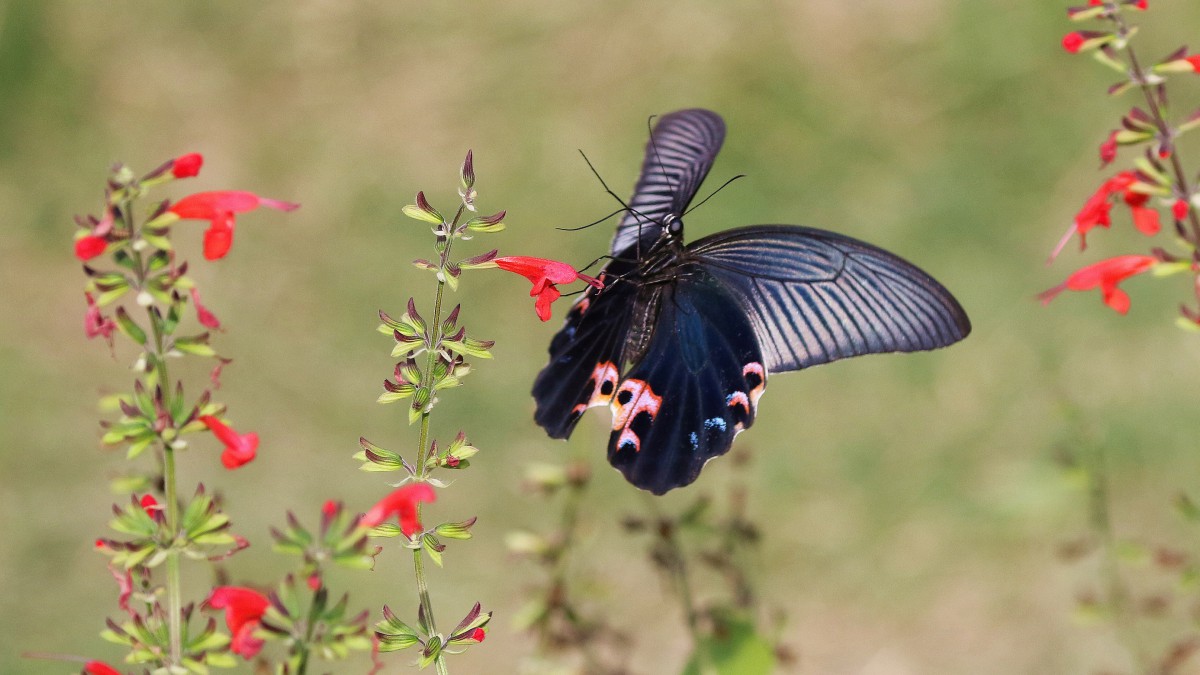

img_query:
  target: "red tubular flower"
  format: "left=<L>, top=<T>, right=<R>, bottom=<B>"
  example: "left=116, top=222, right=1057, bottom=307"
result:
left=166, top=191, right=299, bottom=260
left=84, top=292, right=116, bottom=346
left=361, top=483, right=437, bottom=536
left=1039, top=254, right=1157, bottom=314
left=1051, top=172, right=1143, bottom=259
left=1174, top=198, right=1190, bottom=220
left=1099, top=130, right=1119, bottom=166
left=171, top=153, right=203, bottom=178
left=83, top=661, right=123, bottom=675
left=1188, top=55, right=1200, bottom=72
left=493, top=256, right=603, bottom=321
left=75, top=235, right=108, bottom=260
left=207, top=586, right=270, bottom=659
left=140, top=493, right=160, bottom=515
left=470, top=627, right=486, bottom=642
left=109, top=563, right=134, bottom=614
left=1062, top=32, right=1086, bottom=53
left=75, top=207, right=115, bottom=260
left=199, top=416, right=259, bottom=469
left=190, top=288, right=221, bottom=329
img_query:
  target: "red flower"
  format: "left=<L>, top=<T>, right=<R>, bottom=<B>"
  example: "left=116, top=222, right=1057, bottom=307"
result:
left=1062, top=32, right=1086, bottom=53
left=1174, top=198, right=1190, bottom=220
left=493, top=256, right=603, bottom=321
left=140, top=493, right=161, bottom=515
left=109, top=563, right=134, bottom=614
left=1188, top=55, right=1200, bottom=72
left=171, top=153, right=204, bottom=178
left=1039, top=254, right=1157, bottom=314
left=207, top=586, right=270, bottom=659
left=1099, top=130, right=1119, bottom=166
left=1123, top=189, right=1161, bottom=236
left=75, top=235, right=108, bottom=260
left=470, top=627, right=486, bottom=642
left=1051, top=172, right=1149, bottom=259
left=199, top=416, right=259, bottom=469
left=75, top=207, right=115, bottom=260
left=84, top=292, right=116, bottom=346
left=84, top=661, right=123, bottom=675
left=361, top=483, right=437, bottom=536
left=190, top=288, right=221, bottom=329
left=166, top=191, right=299, bottom=260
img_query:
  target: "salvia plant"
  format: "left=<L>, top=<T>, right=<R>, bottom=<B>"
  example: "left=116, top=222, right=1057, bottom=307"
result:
left=1043, top=0, right=1200, bottom=326
left=1049, top=3, right=1200, bottom=673
left=48, top=155, right=378, bottom=675
left=355, top=149, right=603, bottom=673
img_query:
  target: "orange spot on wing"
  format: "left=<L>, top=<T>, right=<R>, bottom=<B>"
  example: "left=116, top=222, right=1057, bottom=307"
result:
left=610, top=379, right=663, bottom=452
left=743, top=362, right=766, bottom=410
left=574, top=361, right=619, bottom=416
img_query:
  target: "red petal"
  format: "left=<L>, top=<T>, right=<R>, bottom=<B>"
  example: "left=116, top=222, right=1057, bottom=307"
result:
left=203, top=222, right=234, bottom=260
left=170, top=191, right=261, bottom=218
left=84, top=661, right=123, bottom=675
left=1062, top=32, right=1085, bottom=53
left=190, top=288, right=221, bottom=329
left=1131, top=205, right=1161, bottom=236
left=1174, top=199, right=1190, bottom=220
left=534, top=285, right=561, bottom=322
left=361, top=483, right=437, bottom=532
left=171, top=153, right=204, bottom=178
left=75, top=235, right=108, bottom=260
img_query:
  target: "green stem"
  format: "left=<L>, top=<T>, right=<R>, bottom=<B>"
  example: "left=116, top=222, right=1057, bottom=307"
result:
left=163, top=444, right=183, bottom=666
left=294, top=587, right=321, bottom=675
left=408, top=205, right=467, bottom=675
left=1084, top=444, right=1149, bottom=673
left=125, top=192, right=185, bottom=667
left=1114, top=15, right=1200, bottom=245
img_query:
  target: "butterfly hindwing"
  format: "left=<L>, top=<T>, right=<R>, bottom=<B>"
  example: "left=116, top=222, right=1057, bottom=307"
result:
left=531, top=260, right=639, bottom=439
left=605, top=266, right=766, bottom=494
left=610, top=109, right=725, bottom=257
left=687, top=225, right=971, bottom=373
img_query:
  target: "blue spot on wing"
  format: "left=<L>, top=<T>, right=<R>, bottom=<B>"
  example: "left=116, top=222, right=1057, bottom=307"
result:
left=689, top=431, right=699, bottom=448
left=703, top=417, right=727, bottom=431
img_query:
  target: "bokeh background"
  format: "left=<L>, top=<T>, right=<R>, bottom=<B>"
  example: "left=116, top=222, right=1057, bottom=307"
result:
left=5, top=1, right=1200, bottom=673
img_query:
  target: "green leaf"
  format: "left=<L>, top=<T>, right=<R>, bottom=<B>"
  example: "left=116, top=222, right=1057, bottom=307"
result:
left=419, top=634, right=444, bottom=668
left=174, top=335, right=216, bottom=357
left=434, top=517, right=476, bottom=540
left=422, top=534, right=444, bottom=567
left=681, top=618, right=776, bottom=675
left=141, top=232, right=173, bottom=251
left=115, top=307, right=148, bottom=345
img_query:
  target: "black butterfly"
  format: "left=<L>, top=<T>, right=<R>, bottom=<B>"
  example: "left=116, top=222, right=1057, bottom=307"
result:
left=532, top=109, right=970, bottom=495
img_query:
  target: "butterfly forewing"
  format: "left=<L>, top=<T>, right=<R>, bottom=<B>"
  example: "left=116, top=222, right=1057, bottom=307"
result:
left=687, top=225, right=971, bottom=373
left=610, top=109, right=725, bottom=256
left=531, top=260, right=639, bottom=439
left=604, top=267, right=766, bottom=494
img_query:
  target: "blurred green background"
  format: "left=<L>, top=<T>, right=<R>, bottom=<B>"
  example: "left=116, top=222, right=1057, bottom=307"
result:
left=5, top=1, right=1200, bottom=673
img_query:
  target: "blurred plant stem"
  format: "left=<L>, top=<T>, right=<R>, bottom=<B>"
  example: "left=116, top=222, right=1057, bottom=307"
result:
left=1084, top=442, right=1150, bottom=672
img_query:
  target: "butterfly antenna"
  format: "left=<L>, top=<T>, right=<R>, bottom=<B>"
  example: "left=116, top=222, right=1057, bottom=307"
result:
left=579, top=149, right=656, bottom=256
left=576, top=253, right=615, bottom=274
left=556, top=207, right=630, bottom=232
left=682, top=174, right=746, bottom=217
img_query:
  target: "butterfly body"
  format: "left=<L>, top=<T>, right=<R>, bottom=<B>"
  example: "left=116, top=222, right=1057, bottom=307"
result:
left=533, top=109, right=971, bottom=494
